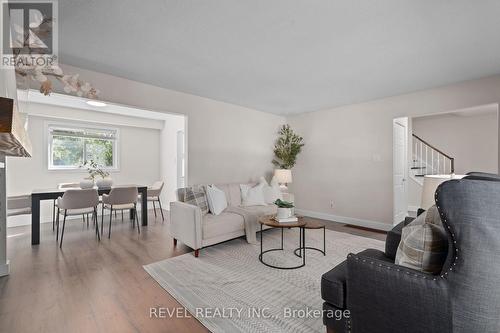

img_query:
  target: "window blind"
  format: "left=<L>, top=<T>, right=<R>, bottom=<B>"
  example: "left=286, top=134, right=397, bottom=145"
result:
left=49, top=126, right=117, bottom=140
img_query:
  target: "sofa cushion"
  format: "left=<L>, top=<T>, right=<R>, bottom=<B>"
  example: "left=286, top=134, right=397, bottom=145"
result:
left=239, top=204, right=277, bottom=218
left=205, top=185, right=228, bottom=215
left=240, top=183, right=266, bottom=206
left=202, top=212, right=245, bottom=240
left=321, top=260, right=347, bottom=309
left=213, top=183, right=255, bottom=207
left=181, top=186, right=209, bottom=215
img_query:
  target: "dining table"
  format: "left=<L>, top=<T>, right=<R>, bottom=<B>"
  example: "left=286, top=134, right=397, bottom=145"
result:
left=30, top=185, right=148, bottom=245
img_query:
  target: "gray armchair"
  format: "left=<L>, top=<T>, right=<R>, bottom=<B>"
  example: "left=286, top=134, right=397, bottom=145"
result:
left=322, top=176, right=500, bottom=333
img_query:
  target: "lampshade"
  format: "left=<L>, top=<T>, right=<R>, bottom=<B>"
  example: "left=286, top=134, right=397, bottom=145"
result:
left=274, top=169, right=292, bottom=184
left=420, top=174, right=464, bottom=210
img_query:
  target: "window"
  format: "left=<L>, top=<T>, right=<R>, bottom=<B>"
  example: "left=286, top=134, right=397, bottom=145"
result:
left=48, top=124, right=119, bottom=170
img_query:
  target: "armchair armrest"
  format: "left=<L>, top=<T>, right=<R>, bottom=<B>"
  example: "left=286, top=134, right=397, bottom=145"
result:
left=346, top=250, right=451, bottom=333
left=169, top=201, right=203, bottom=250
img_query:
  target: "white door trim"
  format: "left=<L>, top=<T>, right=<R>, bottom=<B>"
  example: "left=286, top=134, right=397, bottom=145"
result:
left=393, top=117, right=409, bottom=225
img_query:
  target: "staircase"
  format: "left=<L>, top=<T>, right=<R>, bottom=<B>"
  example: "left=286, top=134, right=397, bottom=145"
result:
left=411, top=134, right=455, bottom=184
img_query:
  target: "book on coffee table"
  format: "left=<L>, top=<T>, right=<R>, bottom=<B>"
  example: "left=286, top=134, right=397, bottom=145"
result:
left=273, top=216, right=299, bottom=223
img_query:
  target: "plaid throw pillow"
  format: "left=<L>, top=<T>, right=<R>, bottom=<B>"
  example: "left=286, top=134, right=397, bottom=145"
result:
left=395, top=205, right=448, bottom=274
left=180, top=186, right=209, bottom=215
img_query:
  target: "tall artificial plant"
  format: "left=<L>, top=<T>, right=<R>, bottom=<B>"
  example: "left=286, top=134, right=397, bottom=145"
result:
left=272, top=124, right=304, bottom=169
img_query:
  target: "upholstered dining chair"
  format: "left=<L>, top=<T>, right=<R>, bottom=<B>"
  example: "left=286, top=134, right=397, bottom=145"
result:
left=101, top=186, right=140, bottom=238
left=147, top=181, right=165, bottom=221
left=53, top=182, right=82, bottom=231
left=56, top=188, right=100, bottom=248
left=7, top=195, right=31, bottom=217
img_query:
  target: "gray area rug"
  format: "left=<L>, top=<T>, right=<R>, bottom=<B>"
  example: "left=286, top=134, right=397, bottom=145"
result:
left=144, top=228, right=384, bottom=333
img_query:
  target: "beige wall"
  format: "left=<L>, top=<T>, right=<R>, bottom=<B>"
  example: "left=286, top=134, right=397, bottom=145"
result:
left=412, top=111, right=498, bottom=174
left=288, top=75, right=500, bottom=229
left=407, top=110, right=498, bottom=210
left=60, top=64, right=285, bottom=186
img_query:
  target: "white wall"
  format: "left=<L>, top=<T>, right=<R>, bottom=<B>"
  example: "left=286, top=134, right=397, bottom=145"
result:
left=161, top=115, right=185, bottom=204
left=6, top=104, right=162, bottom=226
left=288, top=74, right=500, bottom=230
left=59, top=64, right=285, bottom=185
left=412, top=111, right=498, bottom=174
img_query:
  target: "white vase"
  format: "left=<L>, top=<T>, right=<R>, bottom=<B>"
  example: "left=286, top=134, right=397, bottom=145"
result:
left=277, top=207, right=293, bottom=219
left=80, top=179, right=94, bottom=189
left=96, top=177, right=113, bottom=189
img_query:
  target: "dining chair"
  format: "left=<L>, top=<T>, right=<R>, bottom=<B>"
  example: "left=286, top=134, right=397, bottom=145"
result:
left=53, top=182, right=82, bottom=231
left=7, top=195, right=31, bottom=217
left=56, top=188, right=100, bottom=248
left=148, top=181, right=165, bottom=221
left=101, top=186, right=140, bottom=238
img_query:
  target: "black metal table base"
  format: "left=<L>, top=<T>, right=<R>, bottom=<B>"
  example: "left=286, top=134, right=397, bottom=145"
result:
left=294, top=226, right=326, bottom=257
left=259, top=224, right=306, bottom=270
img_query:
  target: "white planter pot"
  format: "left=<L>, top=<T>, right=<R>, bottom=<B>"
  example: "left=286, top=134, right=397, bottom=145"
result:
left=80, top=179, right=94, bottom=189
left=96, top=177, right=113, bottom=189
left=277, top=207, right=293, bottom=219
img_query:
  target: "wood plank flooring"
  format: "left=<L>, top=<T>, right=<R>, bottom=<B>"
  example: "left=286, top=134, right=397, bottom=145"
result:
left=0, top=211, right=385, bottom=333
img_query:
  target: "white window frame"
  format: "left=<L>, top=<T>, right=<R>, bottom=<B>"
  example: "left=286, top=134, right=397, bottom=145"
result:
left=46, top=122, right=120, bottom=172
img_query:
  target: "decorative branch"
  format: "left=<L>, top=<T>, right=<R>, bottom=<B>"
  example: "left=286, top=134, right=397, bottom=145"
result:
left=272, top=124, right=304, bottom=169
left=12, top=16, right=99, bottom=98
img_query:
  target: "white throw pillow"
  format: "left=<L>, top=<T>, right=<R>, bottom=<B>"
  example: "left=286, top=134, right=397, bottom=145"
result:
left=260, top=176, right=283, bottom=204
left=240, top=183, right=267, bottom=206
left=205, top=185, right=228, bottom=215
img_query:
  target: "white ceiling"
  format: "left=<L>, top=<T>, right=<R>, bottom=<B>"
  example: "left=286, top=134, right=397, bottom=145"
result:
left=59, top=1, right=500, bottom=115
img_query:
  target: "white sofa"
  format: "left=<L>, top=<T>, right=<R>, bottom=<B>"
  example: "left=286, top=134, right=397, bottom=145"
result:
left=170, top=183, right=277, bottom=257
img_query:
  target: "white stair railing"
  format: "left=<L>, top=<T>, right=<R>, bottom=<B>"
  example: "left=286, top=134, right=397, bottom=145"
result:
left=412, top=134, right=454, bottom=178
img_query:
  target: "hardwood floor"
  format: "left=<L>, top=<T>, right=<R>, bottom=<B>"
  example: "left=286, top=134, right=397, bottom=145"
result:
left=0, top=211, right=385, bottom=333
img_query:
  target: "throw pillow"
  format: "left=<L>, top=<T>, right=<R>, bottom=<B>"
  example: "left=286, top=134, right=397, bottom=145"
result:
left=181, top=186, right=209, bottom=215
left=260, top=176, right=283, bottom=204
left=205, top=185, right=228, bottom=215
left=395, top=205, right=448, bottom=274
left=240, top=183, right=266, bottom=206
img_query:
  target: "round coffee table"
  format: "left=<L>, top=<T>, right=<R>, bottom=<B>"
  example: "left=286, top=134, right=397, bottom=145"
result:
left=293, top=219, right=326, bottom=257
left=258, top=215, right=306, bottom=270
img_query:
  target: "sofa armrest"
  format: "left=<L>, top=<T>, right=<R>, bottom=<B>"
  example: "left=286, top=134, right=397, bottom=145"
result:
left=169, top=201, right=203, bottom=250
left=346, top=251, right=451, bottom=333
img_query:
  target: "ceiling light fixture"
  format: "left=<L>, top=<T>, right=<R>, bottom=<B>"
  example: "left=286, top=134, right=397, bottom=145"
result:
left=86, top=100, right=107, bottom=107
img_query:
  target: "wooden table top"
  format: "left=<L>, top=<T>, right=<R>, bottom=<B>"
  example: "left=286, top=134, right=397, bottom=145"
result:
left=259, top=215, right=326, bottom=229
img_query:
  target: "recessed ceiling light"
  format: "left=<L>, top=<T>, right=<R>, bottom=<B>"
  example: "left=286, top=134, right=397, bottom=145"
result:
left=86, top=100, right=107, bottom=107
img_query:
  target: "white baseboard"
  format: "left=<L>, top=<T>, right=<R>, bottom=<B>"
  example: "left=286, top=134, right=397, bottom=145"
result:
left=295, top=209, right=393, bottom=232
left=0, top=260, right=10, bottom=277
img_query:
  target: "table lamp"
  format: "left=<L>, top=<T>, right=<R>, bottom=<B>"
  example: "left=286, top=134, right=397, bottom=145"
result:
left=274, top=169, right=292, bottom=192
left=420, top=174, right=464, bottom=210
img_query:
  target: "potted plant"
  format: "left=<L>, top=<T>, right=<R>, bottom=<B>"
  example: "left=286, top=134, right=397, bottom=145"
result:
left=82, top=160, right=112, bottom=189
left=274, top=199, right=295, bottom=219
left=272, top=125, right=304, bottom=189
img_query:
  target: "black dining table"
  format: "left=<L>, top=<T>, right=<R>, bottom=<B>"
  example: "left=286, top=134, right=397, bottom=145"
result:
left=30, top=186, right=148, bottom=245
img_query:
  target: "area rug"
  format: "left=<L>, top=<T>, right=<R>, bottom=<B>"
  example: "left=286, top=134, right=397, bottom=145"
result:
left=144, top=228, right=384, bottom=333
